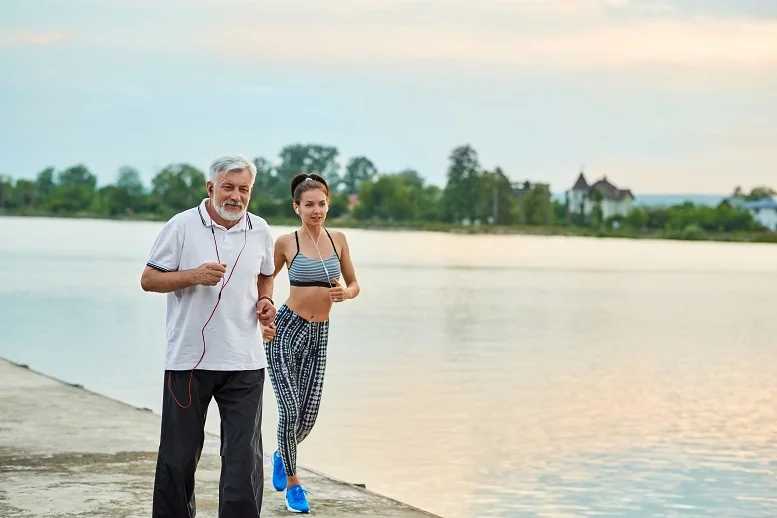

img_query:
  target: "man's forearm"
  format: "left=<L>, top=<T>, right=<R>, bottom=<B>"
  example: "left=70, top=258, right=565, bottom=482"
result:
left=141, top=268, right=197, bottom=293
left=257, top=274, right=274, bottom=301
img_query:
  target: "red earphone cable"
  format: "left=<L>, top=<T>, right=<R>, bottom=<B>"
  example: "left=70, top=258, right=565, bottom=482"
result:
left=167, top=210, right=248, bottom=409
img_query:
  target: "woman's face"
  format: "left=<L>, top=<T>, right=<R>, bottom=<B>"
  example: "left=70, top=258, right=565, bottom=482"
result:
left=296, top=188, right=329, bottom=226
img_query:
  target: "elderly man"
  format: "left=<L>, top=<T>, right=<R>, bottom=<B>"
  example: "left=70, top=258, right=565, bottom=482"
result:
left=141, top=154, right=276, bottom=517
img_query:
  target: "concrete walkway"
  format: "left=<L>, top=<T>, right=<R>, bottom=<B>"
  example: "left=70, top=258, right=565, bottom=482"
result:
left=0, top=358, right=439, bottom=517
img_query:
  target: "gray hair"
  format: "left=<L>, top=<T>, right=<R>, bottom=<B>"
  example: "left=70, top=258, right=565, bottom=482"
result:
left=208, top=154, right=257, bottom=184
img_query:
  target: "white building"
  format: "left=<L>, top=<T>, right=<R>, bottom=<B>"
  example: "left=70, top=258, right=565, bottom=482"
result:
left=566, top=171, right=635, bottom=220
left=744, top=198, right=777, bottom=231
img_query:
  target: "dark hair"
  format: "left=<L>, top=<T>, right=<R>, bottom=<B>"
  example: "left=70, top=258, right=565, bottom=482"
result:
left=291, top=173, right=329, bottom=204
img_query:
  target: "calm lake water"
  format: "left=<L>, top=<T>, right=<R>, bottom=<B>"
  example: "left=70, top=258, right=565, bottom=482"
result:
left=2, top=215, right=777, bottom=517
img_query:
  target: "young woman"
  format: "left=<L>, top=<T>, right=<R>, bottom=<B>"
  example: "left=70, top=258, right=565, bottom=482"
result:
left=261, top=172, right=360, bottom=513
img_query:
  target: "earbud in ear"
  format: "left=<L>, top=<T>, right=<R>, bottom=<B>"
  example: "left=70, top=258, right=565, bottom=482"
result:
left=295, top=208, right=300, bottom=215
left=208, top=187, right=213, bottom=196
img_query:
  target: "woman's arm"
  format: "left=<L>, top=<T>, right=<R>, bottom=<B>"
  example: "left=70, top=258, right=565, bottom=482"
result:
left=256, top=235, right=290, bottom=330
left=336, top=232, right=360, bottom=300
left=273, top=234, right=290, bottom=277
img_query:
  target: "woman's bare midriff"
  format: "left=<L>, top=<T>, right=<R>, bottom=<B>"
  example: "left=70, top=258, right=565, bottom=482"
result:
left=284, top=286, right=334, bottom=322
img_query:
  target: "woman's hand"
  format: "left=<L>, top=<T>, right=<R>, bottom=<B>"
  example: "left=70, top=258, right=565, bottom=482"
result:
left=328, top=278, right=349, bottom=303
left=261, top=322, right=277, bottom=342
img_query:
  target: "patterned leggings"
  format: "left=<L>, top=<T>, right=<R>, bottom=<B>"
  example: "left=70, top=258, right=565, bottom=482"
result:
left=266, top=304, right=329, bottom=477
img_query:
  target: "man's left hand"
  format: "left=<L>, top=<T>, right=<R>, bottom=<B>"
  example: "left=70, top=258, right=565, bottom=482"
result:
left=256, top=298, right=276, bottom=326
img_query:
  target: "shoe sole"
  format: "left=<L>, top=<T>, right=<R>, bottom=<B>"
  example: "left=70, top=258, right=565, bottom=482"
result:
left=285, top=502, right=310, bottom=513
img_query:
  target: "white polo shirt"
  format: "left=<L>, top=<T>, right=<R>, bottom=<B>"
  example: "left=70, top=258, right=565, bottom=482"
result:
left=146, top=198, right=275, bottom=371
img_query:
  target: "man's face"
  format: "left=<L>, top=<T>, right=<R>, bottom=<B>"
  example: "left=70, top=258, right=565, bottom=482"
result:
left=208, top=169, right=253, bottom=221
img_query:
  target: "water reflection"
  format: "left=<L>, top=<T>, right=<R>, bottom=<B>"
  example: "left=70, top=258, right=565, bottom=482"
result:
left=1, top=217, right=776, bottom=517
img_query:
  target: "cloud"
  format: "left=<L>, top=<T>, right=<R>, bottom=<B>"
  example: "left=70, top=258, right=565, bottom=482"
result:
left=192, top=3, right=777, bottom=75
left=6, top=2, right=775, bottom=78
left=627, top=0, right=777, bottom=18
left=0, top=29, right=77, bottom=48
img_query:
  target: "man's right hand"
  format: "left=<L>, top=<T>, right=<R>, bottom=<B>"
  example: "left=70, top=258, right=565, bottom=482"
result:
left=193, top=262, right=227, bottom=286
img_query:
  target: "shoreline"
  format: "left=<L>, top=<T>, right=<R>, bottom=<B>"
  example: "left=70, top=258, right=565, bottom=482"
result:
left=0, top=357, right=440, bottom=518
left=4, top=210, right=777, bottom=244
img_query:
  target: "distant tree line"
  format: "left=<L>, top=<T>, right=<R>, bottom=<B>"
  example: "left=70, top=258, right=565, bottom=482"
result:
left=0, top=143, right=774, bottom=235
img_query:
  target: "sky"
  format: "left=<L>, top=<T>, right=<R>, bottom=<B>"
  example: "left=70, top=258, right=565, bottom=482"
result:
left=1, top=0, right=776, bottom=195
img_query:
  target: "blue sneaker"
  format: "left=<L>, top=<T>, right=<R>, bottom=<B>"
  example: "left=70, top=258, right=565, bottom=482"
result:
left=285, top=484, right=311, bottom=513
left=272, top=451, right=286, bottom=491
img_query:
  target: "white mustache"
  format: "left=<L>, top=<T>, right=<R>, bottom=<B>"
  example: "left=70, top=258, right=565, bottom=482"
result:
left=215, top=199, right=246, bottom=221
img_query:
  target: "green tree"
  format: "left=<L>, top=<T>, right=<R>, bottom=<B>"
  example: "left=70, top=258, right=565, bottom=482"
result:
left=252, top=157, right=277, bottom=194
left=442, top=145, right=480, bottom=223
left=354, top=172, right=429, bottom=221
left=91, top=185, right=126, bottom=217
left=249, top=157, right=285, bottom=217
left=275, top=144, right=310, bottom=195
left=14, top=179, right=37, bottom=209
left=35, top=167, right=56, bottom=206
left=117, top=166, right=144, bottom=196
left=343, top=156, right=377, bottom=194
left=745, top=186, right=776, bottom=201
left=114, top=166, right=147, bottom=214
left=58, top=164, right=97, bottom=189
left=418, top=185, right=443, bottom=222
left=522, top=183, right=553, bottom=225
left=476, top=168, right=516, bottom=225
left=307, top=145, right=341, bottom=191
left=328, top=192, right=350, bottom=219
left=249, top=195, right=284, bottom=219
left=151, top=163, right=206, bottom=215
left=552, top=200, right=566, bottom=225
left=47, top=165, right=97, bottom=213
left=0, top=175, right=14, bottom=209
left=276, top=144, right=341, bottom=195
left=624, top=208, right=648, bottom=229
left=397, top=169, right=424, bottom=189
left=645, top=207, right=670, bottom=229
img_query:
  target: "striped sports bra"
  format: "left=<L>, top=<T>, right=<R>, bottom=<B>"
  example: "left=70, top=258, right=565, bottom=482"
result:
left=288, top=229, right=341, bottom=288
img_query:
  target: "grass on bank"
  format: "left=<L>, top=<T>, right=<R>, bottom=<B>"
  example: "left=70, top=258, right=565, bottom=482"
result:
left=3, top=209, right=777, bottom=244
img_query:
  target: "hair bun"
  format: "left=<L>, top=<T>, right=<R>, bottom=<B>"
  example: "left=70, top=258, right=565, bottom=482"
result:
left=290, top=172, right=329, bottom=198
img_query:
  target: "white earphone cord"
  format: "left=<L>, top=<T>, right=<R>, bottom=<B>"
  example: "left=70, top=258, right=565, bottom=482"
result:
left=303, top=223, right=333, bottom=288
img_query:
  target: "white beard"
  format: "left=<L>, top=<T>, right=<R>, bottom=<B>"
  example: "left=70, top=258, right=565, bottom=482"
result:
left=216, top=200, right=245, bottom=221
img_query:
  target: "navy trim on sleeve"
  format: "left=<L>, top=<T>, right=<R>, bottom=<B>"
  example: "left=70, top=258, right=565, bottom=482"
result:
left=147, top=262, right=172, bottom=272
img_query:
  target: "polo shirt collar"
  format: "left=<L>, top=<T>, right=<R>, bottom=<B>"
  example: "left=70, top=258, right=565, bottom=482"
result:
left=197, top=198, right=253, bottom=231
